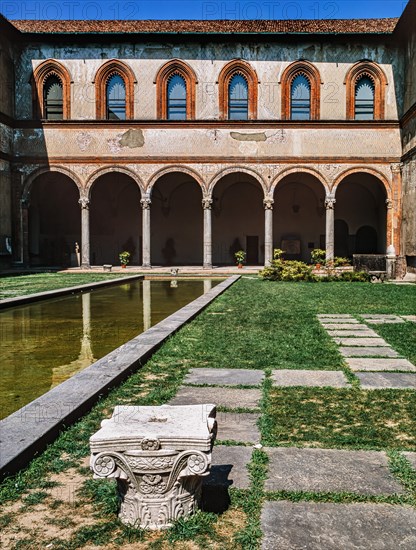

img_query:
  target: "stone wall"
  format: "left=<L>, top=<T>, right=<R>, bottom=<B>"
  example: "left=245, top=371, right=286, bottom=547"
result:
left=15, top=39, right=401, bottom=121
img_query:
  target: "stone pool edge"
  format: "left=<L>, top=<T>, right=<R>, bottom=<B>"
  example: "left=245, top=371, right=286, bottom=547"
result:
left=0, top=275, right=240, bottom=479
left=0, top=274, right=145, bottom=310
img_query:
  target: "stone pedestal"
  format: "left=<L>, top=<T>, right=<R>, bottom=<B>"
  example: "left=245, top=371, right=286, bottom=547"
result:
left=90, top=404, right=217, bottom=529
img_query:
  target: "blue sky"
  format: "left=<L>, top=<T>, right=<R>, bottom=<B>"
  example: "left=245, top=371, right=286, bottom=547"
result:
left=0, top=0, right=408, bottom=20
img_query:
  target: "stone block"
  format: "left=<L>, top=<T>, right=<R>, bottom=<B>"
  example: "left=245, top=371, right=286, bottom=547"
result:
left=319, top=318, right=358, bottom=324
left=271, top=370, right=348, bottom=388
left=320, top=323, right=369, bottom=330
left=326, top=329, right=379, bottom=337
left=183, top=368, right=264, bottom=386
left=203, top=445, right=252, bottom=490
left=402, top=315, right=416, bottom=323
left=169, top=386, right=261, bottom=409
left=403, top=452, right=416, bottom=470
left=356, top=372, right=416, bottom=389
left=215, top=412, right=260, bottom=444
left=334, top=337, right=387, bottom=346
left=361, top=315, right=405, bottom=324
left=264, top=447, right=404, bottom=495
left=339, top=347, right=399, bottom=357
left=261, top=501, right=416, bottom=550
left=346, top=358, right=416, bottom=372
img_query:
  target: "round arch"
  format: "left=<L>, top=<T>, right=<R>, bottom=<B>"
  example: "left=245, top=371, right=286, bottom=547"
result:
left=150, top=170, right=203, bottom=266
left=333, top=167, right=392, bottom=199
left=333, top=169, right=389, bottom=256
left=147, top=166, right=205, bottom=195
left=209, top=166, right=267, bottom=196
left=86, top=166, right=144, bottom=196
left=270, top=166, right=329, bottom=195
left=23, top=165, right=83, bottom=202
left=272, top=170, right=327, bottom=262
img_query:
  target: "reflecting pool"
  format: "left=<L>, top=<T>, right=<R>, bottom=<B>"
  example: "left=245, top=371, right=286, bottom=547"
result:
left=0, top=278, right=220, bottom=419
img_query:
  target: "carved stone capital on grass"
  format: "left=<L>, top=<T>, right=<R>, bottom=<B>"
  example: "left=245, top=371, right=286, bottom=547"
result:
left=90, top=404, right=217, bottom=530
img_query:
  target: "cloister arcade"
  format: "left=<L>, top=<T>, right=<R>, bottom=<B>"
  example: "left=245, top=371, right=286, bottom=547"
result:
left=22, top=165, right=394, bottom=268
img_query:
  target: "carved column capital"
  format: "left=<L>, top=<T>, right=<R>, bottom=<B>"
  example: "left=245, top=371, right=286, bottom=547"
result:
left=386, top=198, right=393, bottom=209
left=263, top=197, right=274, bottom=210
left=325, top=196, right=336, bottom=210
left=390, top=163, right=402, bottom=175
left=141, top=197, right=152, bottom=210
left=79, top=197, right=90, bottom=209
left=202, top=197, right=213, bottom=210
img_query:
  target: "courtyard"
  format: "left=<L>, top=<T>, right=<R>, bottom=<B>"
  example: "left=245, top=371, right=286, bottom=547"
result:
left=0, top=276, right=415, bottom=549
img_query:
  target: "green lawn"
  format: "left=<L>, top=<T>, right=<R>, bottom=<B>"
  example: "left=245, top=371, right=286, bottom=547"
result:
left=0, top=272, right=133, bottom=300
left=0, top=278, right=415, bottom=549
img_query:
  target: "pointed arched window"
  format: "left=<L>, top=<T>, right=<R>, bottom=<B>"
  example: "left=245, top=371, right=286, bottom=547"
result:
left=354, top=76, right=375, bottom=120
left=290, top=74, right=311, bottom=120
left=43, top=75, right=63, bottom=120
left=228, top=74, right=249, bottom=120
left=106, top=74, right=126, bottom=120
left=167, top=74, right=187, bottom=120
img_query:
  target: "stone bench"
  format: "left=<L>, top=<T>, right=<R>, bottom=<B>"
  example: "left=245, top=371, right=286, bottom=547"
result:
left=103, top=264, right=113, bottom=272
left=90, top=404, right=217, bottom=529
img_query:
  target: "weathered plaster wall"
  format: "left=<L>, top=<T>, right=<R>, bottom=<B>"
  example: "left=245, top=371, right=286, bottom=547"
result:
left=13, top=125, right=402, bottom=160
left=15, top=40, right=401, bottom=121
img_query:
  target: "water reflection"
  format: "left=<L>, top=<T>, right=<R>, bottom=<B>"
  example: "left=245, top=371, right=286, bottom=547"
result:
left=0, top=279, right=220, bottom=419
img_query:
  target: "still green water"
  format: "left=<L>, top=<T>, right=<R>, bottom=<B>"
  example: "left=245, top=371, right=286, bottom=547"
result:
left=0, top=279, right=220, bottom=420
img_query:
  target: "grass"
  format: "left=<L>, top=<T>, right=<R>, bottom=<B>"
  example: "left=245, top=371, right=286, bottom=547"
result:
left=0, top=272, right=133, bottom=299
left=263, top=387, right=416, bottom=450
left=0, top=278, right=415, bottom=549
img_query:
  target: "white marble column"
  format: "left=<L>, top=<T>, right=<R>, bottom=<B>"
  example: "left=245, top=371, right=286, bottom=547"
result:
left=142, top=279, right=151, bottom=331
left=202, top=197, right=213, bottom=269
left=141, top=196, right=151, bottom=268
left=263, top=197, right=274, bottom=266
left=325, top=195, right=336, bottom=262
left=79, top=197, right=91, bottom=268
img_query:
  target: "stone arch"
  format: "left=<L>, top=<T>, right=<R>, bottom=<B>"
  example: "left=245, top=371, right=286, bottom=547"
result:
left=218, top=59, right=258, bottom=120
left=280, top=60, right=322, bottom=120
left=272, top=168, right=328, bottom=262
left=209, top=166, right=267, bottom=196
left=86, top=166, right=145, bottom=196
left=333, top=167, right=391, bottom=199
left=333, top=168, right=390, bottom=255
left=150, top=169, right=204, bottom=266
left=23, top=165, right=83, bottom=202
left=94, top=59, right=136, bottom=119
left=31, top=59, right=72, bottom=119
left=154, top=59, right=198, bottom=120
left=270, top=166, right=329, bottom=195
left=147, top=166, right=205, bottom=195
left=344, top=60, right=387, bottom=120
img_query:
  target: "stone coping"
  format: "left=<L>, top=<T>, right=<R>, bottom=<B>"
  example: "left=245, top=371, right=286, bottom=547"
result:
left=0, top=274, right=144, bottom=310
left=0, top=275, right=240, bottom=479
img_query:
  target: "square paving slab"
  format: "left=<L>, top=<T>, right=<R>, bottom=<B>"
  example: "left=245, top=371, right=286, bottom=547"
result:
left=318, top=318, right=359, bottom=324
left=402, top=315, right=416, bottom=322
left=271, top=370, right=349, bottom=388
left=326, top=329, right=379, bottom=337
left=203, top=445, right=253, bottom=490
left=263, top=447, right=404, bottom=495
left=169, top=386, right=261, bottom=409
left=333, top=337, right=387, bottom=346
left=321, top=323, right=369, bottom=330
left=215, top=412, right=260, bottom=444
left=403, top=452, right=416, bottom=470
left=183, top=368, right=264, bottom=386
left=340, top=347, right=399, bottom=357
left=261, top=501, right=416, bottom=550
left=361, top=315, right=405, bottom=324
left=357, top=372, right=416, bottom=389
left=346, top=358, right=416, bottom=372
left=318, top=314, right=355, bottom=318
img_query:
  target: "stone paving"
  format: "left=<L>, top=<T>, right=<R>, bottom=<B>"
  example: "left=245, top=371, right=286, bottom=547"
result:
left=169, top=321, right=416, bottom=548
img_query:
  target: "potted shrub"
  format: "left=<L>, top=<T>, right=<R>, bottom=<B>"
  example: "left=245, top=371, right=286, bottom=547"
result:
left=119, top=251, right=131, bottom=268
left=234, top=250, right=246, bottom=268
left=310, top=248, right=326, bottom=270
